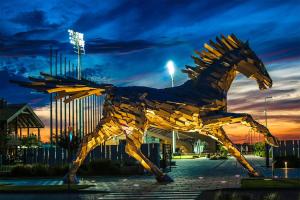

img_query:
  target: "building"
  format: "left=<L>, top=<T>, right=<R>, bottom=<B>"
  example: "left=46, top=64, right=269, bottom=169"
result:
left=0, top=98, right=44, bottom=164
left=146, top=127, right=217, bottom=154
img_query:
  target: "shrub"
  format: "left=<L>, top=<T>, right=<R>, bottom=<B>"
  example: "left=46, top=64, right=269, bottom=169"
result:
left=9, top=159, right=142, bottom=177
left=10, top=164, right=68, bottom=177
left=83, top=159, right=120, bottom=175
left=254, top=142, right=266, bottom=157
left=31, top=164, right=49, bottom=176
left=220, top=146, right=228, bottom=158
left=49, top=164, right=68, bottom=176
left=10, top=165, right=32, bottom=177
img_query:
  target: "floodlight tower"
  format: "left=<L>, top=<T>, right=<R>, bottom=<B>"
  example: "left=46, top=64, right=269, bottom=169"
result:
left=68, top=29, right=85, bottom=80
left=68, top=29, right=85, bottom=140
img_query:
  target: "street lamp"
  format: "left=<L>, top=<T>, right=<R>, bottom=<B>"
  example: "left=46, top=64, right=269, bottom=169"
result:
left=166, top=60, right=175, bottom=87
left=68, top=29, right=85, bottom=80
left=264, top=96, right=272, bottom=128
left=166, top=60, right=176, bottom=154
left=264, top=96, right=272, bottom=168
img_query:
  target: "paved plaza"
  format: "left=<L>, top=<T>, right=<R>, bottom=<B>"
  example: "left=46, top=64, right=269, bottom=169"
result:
left=0, top=155, right=299, bottom=199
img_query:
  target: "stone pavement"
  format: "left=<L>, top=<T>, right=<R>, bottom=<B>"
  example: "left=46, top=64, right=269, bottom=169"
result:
left=80, top=157, right=244, bottom=192
left=1, top=155, right=293, bottom=200
left=0, top=192, right=202, bottom=200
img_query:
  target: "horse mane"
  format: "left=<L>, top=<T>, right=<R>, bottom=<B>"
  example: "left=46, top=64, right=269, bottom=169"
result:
left=182, top=34, right=245, bottom=79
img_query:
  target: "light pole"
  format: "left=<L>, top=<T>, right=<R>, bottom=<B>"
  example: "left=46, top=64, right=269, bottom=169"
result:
left=167, top=60, right=175, bottom=87
left=264, top=96, right=272, bottom=128
left=68, top=29, right=85, bottom=140
left=166, top=60, right=176, bottom=154
left=264, top=96, right=272, bottom=168
left=67, top=126, right=73, bottom=191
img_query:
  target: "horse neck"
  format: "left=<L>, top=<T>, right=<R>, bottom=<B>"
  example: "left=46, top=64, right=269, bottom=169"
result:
left=194, top=62, right=237, bottom=94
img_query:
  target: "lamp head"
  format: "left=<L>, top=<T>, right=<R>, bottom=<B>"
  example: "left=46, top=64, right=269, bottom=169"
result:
left=166, top=60, right=175, bottom=77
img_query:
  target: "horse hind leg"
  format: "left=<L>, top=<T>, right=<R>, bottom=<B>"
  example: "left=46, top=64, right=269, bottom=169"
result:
left=209, top=128, right=260, bottom=177
left=125, top=128, right=173, bottom=183
left=202, top=112, right=279, bottom=147
left=64, top=119, right=122, bottom=184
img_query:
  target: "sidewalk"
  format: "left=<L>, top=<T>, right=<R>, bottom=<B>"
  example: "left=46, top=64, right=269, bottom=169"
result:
left=2, top=156, right=294, bottom=194
left=0, top=157, right=244, bottom=192
left=246, top=155, right=300, bottom=178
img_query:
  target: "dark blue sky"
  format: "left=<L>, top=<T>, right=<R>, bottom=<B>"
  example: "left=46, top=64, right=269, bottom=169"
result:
left=0, top=0, right=300, bottom=140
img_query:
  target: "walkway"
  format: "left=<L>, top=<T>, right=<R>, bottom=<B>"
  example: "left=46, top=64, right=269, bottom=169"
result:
left=1, top=156, right=299, bottom=199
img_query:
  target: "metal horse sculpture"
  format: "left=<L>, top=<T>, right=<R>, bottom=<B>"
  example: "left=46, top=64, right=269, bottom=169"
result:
left=13, top=34, right=279, bottom=183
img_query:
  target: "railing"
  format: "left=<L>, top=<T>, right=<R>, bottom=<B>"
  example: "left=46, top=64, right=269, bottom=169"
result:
left=0, top=141, right=161, bottom=169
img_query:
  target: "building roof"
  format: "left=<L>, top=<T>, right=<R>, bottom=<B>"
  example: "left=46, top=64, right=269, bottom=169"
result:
left=0, top=104, right=26, bottom=121
left=0, top=103, right=44, bottom=128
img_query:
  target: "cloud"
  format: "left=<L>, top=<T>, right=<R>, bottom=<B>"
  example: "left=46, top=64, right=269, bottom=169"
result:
left=0, top=34, right=186, bottom=57
left=81, top=65, right=112, bottom=83
left=258, top=37, right=300, bottom=63
left=87, top=38, right=186, bottom=54
left=0, top=68, right=48, bottom=107
left=1, top=0, right=300, bottom=142
left=0, top=34, right=67, bottom=57
left=231, top=89, right=296, bottom=102
left=10, top=10, right=60, bottom=29
left=72, top=0, right=243, bottom=36
left=13, top=29, right=53, bottom=39
left=229, top=97, right=300, bottom=112
left=266, top=115, right=300, bottom=123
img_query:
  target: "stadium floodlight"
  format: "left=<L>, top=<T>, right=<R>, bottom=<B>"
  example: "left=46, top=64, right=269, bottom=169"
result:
left=68, top=29, right=85, bottom=80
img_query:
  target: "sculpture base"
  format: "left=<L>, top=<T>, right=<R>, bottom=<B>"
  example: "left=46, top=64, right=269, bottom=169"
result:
left=156, top=174, right=174, bottom=183
left=63, top=173, right=79, bottom=184
left=248, top=171, right=262, bottom=177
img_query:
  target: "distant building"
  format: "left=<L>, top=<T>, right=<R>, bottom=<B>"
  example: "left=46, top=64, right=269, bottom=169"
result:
left=146, top=127, right=217, bottom=154
left=0, top=98, right=44, bottom=164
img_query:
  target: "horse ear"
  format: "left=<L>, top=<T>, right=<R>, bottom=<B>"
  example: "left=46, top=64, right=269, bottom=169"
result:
left=229, top=34, right=242, bottom=46
left=245, top=40, right=249, bottom=47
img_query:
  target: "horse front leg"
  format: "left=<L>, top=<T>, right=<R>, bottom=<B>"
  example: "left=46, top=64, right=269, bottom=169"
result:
left=202, top=112, right=279, bottom=147
left=207, top=128, right=260, bottom=177
left=125, top=126, right=173, bottom=183
left=64, top=118, right=122, bottom=184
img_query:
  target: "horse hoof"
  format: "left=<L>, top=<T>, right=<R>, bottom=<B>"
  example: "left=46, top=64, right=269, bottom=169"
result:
left=248, top=172, right=262, bottom=178
left=156, top=174, right=174, bottom=183
left=265, top=135, right=279, bottom=147
left=63, top=173, right=79, bottom=184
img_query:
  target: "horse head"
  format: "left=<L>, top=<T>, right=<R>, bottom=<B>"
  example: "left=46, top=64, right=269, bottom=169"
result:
left=234, top=40, right=272, bottom=90
left=182, top=34, right=272, bottom=92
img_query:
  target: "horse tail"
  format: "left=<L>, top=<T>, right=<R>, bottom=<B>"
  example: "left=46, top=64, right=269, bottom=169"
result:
left=10, top=72, right=113, bottom=103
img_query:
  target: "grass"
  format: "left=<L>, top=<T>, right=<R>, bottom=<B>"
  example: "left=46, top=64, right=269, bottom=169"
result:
left=241, top=178, right=300, bottom=189
left=0, top=184, right=93, bottom=192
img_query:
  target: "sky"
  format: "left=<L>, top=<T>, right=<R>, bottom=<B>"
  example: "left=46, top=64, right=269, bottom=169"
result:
left=0, top=0, right=299, bottom=143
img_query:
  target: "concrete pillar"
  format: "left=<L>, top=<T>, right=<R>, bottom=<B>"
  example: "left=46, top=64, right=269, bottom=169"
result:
left=38, top=128, right=41, bottom=142
left=172, top=130, right=176, bottom=154
left=266, top=144, right=270, bottom=167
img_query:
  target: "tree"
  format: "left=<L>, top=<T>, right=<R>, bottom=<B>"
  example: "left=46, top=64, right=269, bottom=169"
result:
left=254, top=142, right=265, bottom=157
left=20, top=134, right=39, bottom=147
left=219, top=145, right=228, bottom=157
left=0, top=133, right=10, bottom=164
